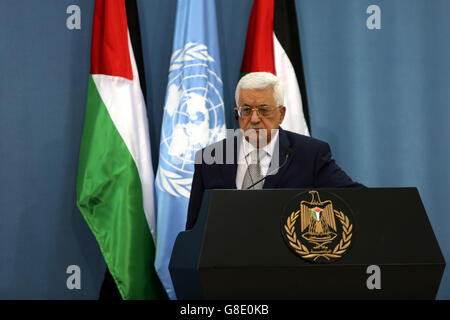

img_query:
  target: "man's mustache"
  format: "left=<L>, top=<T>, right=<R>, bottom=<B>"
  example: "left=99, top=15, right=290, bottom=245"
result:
left=245, top=128, right=269, bottom=134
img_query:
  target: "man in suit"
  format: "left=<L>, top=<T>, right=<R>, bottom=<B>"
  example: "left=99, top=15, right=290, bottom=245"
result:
left=186, top=72, right=363, bottom=230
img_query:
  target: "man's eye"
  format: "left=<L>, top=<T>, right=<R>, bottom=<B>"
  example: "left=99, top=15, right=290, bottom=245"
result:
left=242, top=108, right=252, bottom=114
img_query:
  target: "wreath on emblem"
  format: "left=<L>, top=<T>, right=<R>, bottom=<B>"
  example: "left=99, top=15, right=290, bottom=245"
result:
left=284, top=208, right=353, bottom=262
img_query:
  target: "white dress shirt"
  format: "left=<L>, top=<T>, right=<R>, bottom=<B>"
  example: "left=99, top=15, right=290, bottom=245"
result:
left=236, top=130, right=279, bottom=189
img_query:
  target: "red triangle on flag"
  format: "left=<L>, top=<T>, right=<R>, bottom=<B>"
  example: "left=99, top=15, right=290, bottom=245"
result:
left=241, top=0, right=275, bottom=74
left=90, top=0, right=133, bottom=80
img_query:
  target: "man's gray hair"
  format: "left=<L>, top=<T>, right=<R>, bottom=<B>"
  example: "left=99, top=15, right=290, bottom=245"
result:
left=235, top=72, right=284, bottom=107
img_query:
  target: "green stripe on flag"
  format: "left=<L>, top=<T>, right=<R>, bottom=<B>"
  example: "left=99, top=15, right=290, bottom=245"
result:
left=239, top=72, right=249, bottom=79
left=77, top=76, right=162, bottom=299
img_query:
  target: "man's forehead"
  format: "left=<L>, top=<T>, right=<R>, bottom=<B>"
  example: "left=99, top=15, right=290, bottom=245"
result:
left=238, top=87, right=274, bottom=100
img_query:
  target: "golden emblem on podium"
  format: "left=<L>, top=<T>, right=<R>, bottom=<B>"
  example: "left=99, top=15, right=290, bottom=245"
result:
left=282, top=190, right=354, bottom=263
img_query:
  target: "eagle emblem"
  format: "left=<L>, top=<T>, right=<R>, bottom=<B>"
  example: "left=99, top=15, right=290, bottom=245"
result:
left=282, top=190, right=354, bottom=263
left=300, top=191, right=337, bottom=251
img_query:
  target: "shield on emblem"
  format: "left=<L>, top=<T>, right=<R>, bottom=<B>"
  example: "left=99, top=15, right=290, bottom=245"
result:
left=312, top=207, right=323, bottom=221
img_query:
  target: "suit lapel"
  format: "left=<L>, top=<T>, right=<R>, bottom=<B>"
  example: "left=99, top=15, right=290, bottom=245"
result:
left=263, top=128, right=294, bottom=189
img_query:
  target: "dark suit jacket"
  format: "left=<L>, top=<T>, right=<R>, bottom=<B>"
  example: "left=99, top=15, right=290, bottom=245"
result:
left=185, top=128, right=363, bottom=230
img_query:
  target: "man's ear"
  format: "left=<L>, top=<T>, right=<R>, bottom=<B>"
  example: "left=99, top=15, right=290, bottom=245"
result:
left=234, top=107, right=239, bottom=121
left=279, top=106, right=286, bottom=124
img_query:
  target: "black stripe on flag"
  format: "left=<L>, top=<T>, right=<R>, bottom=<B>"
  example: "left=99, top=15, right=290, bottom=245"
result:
left=125, top=0, right=147, bottom=103
left=274, top=0, right=311, bottom=132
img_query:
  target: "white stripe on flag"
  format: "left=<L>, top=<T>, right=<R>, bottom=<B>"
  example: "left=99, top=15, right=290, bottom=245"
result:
left=273, top=33, right=310, bottom=136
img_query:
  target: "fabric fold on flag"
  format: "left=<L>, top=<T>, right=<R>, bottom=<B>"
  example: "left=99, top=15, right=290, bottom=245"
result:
left=76, top=0, right=163, bottom=300
left=155, top=0, right=226, bottom=300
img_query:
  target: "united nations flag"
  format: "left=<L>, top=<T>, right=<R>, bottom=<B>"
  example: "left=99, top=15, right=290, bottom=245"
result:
left=155, top=0, right=226, bottom=299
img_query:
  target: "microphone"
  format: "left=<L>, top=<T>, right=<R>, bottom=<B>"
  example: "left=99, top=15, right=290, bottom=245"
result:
left=245, top=148, right=292, bottom=190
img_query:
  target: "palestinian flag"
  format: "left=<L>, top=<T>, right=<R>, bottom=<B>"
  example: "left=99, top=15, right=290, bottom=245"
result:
left=76, top=0, right=163, bottom=299
left=241, top=0, right=310, bottom=136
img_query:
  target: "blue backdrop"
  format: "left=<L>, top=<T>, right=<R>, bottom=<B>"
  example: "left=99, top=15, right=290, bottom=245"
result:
left=0, top=0, right=448, bottom=299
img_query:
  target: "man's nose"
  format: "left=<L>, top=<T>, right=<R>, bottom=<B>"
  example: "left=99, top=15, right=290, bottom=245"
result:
left=250, top=109, right=261, bottom=123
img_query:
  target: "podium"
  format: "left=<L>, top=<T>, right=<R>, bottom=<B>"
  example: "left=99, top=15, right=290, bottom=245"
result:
left=169, top=188, right=445, bottom=299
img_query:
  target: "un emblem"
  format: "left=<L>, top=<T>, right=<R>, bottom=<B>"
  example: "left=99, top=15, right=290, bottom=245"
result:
left=157, top=42, right=226, bottom=198
left=281, top=190, right=355, bottom=263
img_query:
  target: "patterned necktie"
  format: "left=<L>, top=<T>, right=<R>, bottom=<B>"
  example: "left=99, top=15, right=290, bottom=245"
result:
left=242, top=149, right=265, bottom=189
